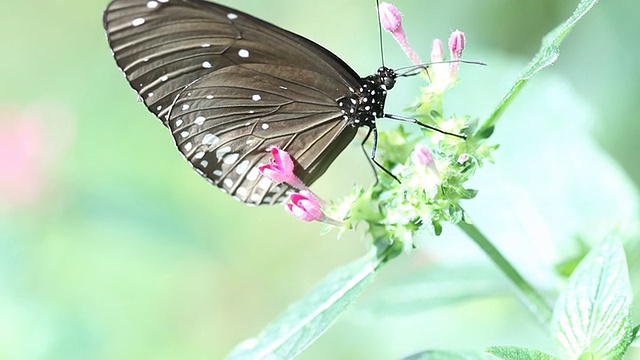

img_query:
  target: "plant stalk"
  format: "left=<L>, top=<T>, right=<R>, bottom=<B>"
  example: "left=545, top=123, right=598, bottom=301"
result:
left=457, top=221, right=553, bottom=326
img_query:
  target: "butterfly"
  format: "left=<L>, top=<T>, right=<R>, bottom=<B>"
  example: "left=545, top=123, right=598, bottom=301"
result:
left=104, top=0, right=406, bottom=206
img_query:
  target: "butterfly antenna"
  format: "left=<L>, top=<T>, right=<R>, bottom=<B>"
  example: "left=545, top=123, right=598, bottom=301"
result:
left=396, top=60, right=487, bottom=77
left=375, top=0, right=385, bottom=67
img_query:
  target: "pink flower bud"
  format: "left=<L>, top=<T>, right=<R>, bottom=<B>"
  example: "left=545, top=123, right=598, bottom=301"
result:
left=412, top=144, right=434, bottom=167
left=258, top=146, right=305, bottom=189
left=285, top=190, right=324, bottom=222
left=448, top=30, right=465, bottom=79
left=378, top=2, right=402, bottom=32
left=378, top=2, right=422, bottom=65
left=412, top=144, right=440, bottom=177
left=448, top=30, right=465, bottom=60
left=430, top=39, right=444, bottom=63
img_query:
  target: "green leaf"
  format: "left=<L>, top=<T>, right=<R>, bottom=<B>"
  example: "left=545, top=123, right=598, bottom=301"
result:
left=484, top=346, right=560, bottom=360
left=551, top=236, right=633, bottom=359
left=631, top=325, right=639, bottom=347
left=475, top=0, right=599, bottom=137
left=226, top=253, right=382, bottom=360
left=460, top=188, right=478, bottom=200
left=402, top=350, right=498, bottom=360
left=367, top=264, right=509, bottom=315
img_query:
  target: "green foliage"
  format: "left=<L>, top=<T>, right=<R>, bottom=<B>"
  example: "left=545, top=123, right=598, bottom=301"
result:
left=551, top=236, right=633, bottom=359
left=484, top=346, right=560, bottom=360
left=476, top=0, right=601, bottom=137
left=403, top=350, right=498, bottom=360
left=225, top=0, right=639, bottom=359
left=403, top=235, right=636, bottom=360
left=227, top=253, right=381, bottom=359
left=326, top=0, right=603, bottom=265
left=330, top=70, right=495, bottom=259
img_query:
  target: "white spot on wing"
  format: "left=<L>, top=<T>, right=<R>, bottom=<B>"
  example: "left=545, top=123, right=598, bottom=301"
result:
left=223, top=153, right=239, bottom=164
left=216, top=146, right=231, bottom=159
left=238, top=49, right=250, bottom=58
left=182, top=104, right=190, bottom=111
left=160, top=75, right=168, bottom=82
left=223, top=178, right=233, bottom=188
left=180, top=131, right=189, bottom=138
left=175, top=119, right=183, bottom=127
left=252, top=94, right=261, bottom=101
left=236, top=187, right=248, bottom=197
left=202, top=133, right=219, bottom=145
left=132, top=18, right=145, bottom=26
left=227, top=13, right=238, bottom=19
left=146, top=1, right=158, bottom=8
left=235, top=160, right=249, bottom=174
left=261, top=123, right=269, bottom=130
left=184, top=142, right=193, bottom=152
left=201, top=43, right=211, bottom=48
left=246, top=167, right=260, bottom=181
left=202, top=61, right=212, bottom=68
left=194, top=116, right=205, bottom=125
left=200, top=160, right=209, bottom=168
left=206, top=95, right=214, bottom=99
left=258, top=177, right=271, bottom=190
left=194, top=151, right=205, bottom=159
left=213, top=170, right=222, bottom=177
left=250, top=193, right=261, bottom=202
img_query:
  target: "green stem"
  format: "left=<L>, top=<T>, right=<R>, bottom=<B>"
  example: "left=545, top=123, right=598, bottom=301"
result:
left=457, top=221, right=553, bottom=326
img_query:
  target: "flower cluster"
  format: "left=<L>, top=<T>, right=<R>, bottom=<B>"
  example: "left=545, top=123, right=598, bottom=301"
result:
left=258, top=146, right=342, bottom=226
left=259, top=1, right=496, bottom=261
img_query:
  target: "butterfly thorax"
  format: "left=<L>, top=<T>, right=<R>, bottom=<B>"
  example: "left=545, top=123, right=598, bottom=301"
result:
left=338, top=66, right=397, bottom=128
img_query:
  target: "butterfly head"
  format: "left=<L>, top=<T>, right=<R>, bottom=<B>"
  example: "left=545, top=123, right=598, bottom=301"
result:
left=377, top=67, right=397, bottom=91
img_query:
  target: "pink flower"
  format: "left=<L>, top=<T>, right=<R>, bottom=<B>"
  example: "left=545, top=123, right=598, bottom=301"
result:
left=258, top=146, right=305, bottom=189
left=285, top=190, right=344, bottom=226
left=378, top=2, right=402, bottom=32
left=378, top=2, right=422, bottom=65
left=0, top=107, right=74, bottom=209
left=285, top=190, right=323, bottom=222
left=411, top=144, right=440, bottom=176
left=430, top=39, right=444, bottom=63
left=448, top=30, right=466, bottom=78
left=412, top=144, right=434, bottom=167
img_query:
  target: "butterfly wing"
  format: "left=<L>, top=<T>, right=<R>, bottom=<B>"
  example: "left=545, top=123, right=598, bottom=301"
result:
left=170, top=64, right=357, bottom=205
left=103, top=0, right=360, bottom=123
left=104, top=0, right=362, bottom=205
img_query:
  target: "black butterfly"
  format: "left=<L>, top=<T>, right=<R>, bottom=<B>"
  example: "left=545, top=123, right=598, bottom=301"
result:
left=103, top=0, right=420, bottom=206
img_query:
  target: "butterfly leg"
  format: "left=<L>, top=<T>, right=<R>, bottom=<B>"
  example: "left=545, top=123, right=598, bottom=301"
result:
left=384, top=113, right=466, bottom=140
left=366, top=127, right=402, bottom=185
left=360, top=127, right=380, bottom=185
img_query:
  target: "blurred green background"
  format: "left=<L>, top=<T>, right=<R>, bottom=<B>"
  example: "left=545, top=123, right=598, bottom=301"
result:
left=1, top=0, right=639, bottom=359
